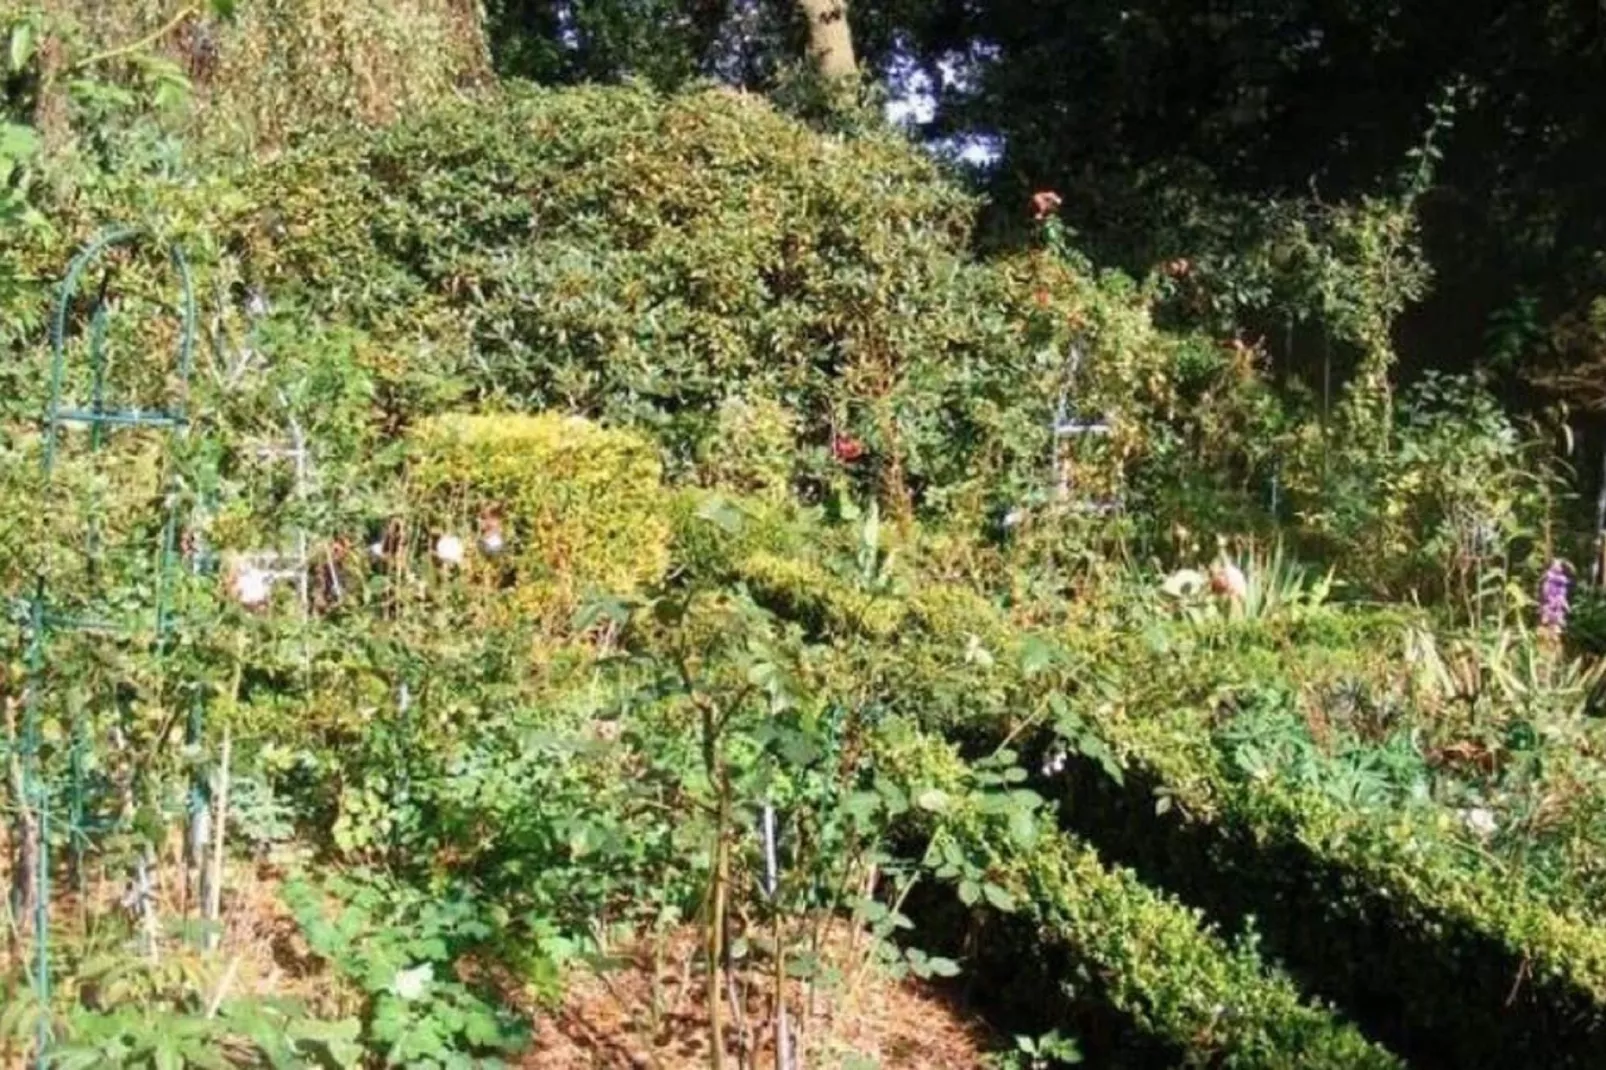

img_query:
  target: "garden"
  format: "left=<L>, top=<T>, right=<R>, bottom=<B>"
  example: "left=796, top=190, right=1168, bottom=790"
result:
left=2, top=3, right=1606, bottom=1068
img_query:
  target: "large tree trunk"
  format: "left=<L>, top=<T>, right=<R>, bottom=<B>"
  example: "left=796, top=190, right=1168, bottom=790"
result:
left=796, top=0, right=857, bottom=80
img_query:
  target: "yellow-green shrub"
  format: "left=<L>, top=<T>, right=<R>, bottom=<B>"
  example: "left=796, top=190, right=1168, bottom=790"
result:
left=906, top=583, right=1009, bottom=646
left=664, top=489, right=803, bottom=584
left=25, top=0, right=489, bottom=155
left=409, top=412, right=669, bottom=627
left=737, top=552, right=905, bottom=639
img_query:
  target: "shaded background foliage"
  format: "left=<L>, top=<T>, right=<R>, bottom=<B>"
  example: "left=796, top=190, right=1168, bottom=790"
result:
left=0, top=0, right=1584, bottom=582
left=478, top=0, right=1606, bottom=422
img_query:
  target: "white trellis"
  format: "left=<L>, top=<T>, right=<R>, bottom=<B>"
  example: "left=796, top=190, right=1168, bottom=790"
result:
left=1049, top=340, right=1122, bottom=517
left=234, top=393, right=317, bottom=614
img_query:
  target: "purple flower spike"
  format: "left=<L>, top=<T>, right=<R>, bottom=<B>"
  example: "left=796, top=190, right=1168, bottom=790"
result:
left=1540, top=559, right=1571, bottom=630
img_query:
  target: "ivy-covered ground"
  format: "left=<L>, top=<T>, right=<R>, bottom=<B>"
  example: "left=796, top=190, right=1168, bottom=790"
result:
left=2, top=15, right=1605, bottom=1070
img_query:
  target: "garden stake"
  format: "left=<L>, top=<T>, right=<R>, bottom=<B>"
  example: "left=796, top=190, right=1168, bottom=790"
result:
left=763, top=802, right=794, bottom=1070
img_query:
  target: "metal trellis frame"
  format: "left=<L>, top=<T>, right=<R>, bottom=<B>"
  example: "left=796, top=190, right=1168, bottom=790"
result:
left=20, top=227, right=197, bottom=1067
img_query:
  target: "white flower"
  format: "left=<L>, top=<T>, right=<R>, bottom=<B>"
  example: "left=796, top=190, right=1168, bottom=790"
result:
left=1461, top=807, right=1498, bottom=838
left=1161, top=568, right=1206, bottom=598
left=369, top=540, right=386, bottom=560
left=478, top=530, right=504, bottom=556
left=963, top=634, right=994, bottom=667
left=1002, top=508, right=1026, bottom=529
left=434, top=534, right=465, bottom=567
left=391, top=963, right=433, bottom=1001
left=231, top=566, right=271, bottom=608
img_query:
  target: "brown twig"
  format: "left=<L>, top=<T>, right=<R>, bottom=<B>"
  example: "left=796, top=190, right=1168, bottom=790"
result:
left=70, top=6, right=200, bottom=73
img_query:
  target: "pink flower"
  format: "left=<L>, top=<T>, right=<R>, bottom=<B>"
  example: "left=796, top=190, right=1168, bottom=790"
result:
left=1210, top=561, right=1247, bottom=602
left=1031, top=190, right=1063, bottom=221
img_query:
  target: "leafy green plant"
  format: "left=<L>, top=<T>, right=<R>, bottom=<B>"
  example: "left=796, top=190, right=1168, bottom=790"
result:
left=1287, top=373, right=1562, bottom=610
left=0, top=936, right=363, bottom=1070
left=282, top=871, right=531, bottom=1068
left=994, top=1030, right=1083, bottom=1069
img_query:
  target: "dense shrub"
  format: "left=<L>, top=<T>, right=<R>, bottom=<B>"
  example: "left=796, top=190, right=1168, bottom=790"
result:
left=660, top=487, right=804, bottom=584
left=1281, top=372, right=1563, bottom=603
left=408, top=412, right=670, bottom=627
left=231, top=83, right=1182, bottom=521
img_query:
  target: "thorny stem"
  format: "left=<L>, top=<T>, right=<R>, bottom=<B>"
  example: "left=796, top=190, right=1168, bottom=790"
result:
left=726, top=955, right=752, bottom=1067
left=70, top=6, right=200, bottom=73
left=702, top=689, right=729, bottom=1070
left=845, top=842, right=935, bottom=1005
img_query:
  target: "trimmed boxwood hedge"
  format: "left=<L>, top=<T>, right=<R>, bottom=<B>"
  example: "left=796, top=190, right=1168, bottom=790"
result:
left=1061, top=699, right=1606, bottom=1069
left=984, top=833, right=1403, bottom=1068
left=804, top=577, right=1606, bottom=1066
left=408, top=412, right=671, bottom=627
left=899, top=802, right=1402, bottom=1067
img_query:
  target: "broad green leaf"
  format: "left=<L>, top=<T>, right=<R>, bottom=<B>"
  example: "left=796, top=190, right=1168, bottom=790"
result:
left=153, top=1040, right=181, bottom=1070
left=1019, top=635, right=1056, bottom=677
left=1007, top=807, right=1036, bottom=846
left=9, top=23, right=33, bottom=73
left=981, top=882, right=1016, bottom=912
left=0, top=122, right=38, bottom=163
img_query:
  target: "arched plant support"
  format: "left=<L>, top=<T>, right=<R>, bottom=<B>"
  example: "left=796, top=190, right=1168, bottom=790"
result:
left=20, top=227, right=197, bottom=1067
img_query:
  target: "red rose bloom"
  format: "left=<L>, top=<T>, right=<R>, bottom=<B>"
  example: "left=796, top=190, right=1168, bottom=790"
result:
left=833, top=435, right=865, bottom=463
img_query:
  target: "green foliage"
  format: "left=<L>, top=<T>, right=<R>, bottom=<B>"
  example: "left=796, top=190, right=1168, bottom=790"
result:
left=283, top=870, right=531, bottom=1068
left=1, top=8, right=1603, bottom=1067
left=18, top=942, right=362, bottom=1069
left=662, top=488, right=803, bottom=584
left=739, top=551, right=906, bottom=639
left=986, top=1029, right=1083, bottom=1069
left=236, top=82, right=1181, bottom=518
left=1043, top=611, right=1606, bottom=1063
left=952, top=823, right=1399, bottom=1068
left=698, top=394, right=800, bottom=502
left=408, top=411, right=671, bottom=627
left=5, top=1, right=488, bottom=156
left=1285, top=372, right=1563, bottom=605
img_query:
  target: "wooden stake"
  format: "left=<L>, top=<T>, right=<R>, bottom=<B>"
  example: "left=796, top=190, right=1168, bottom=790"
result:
left=205, top=725, right=231, bottom=953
